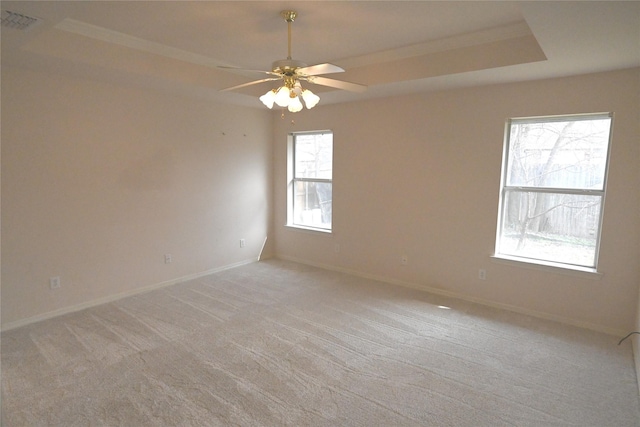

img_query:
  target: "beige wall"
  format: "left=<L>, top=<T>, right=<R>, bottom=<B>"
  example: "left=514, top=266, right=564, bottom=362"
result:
left=1, top=67, right=273, bottom=328
left=273, top=68, right=640, bottom=335
left=3, top=65, right=638, bottom=335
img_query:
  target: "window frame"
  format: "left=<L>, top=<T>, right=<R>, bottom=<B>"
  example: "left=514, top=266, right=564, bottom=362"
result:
left=494, top=112, right=614, bottom=273
left=286, top=130, right=333, bottom=233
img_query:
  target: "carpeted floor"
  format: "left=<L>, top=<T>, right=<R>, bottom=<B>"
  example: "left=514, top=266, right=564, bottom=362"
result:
left=2, top=259, right=639, bottom=426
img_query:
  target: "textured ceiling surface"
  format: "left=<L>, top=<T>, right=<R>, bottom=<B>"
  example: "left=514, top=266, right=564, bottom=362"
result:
left=2, top=1, right=639, bottom=107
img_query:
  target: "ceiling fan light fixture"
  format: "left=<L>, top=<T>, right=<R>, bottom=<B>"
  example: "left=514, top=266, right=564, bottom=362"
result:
left=265, top=81, right=319, bottom=111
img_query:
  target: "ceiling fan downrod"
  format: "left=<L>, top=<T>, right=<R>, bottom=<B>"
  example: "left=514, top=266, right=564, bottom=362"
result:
left=281, top=10, right=297, bottom=60
left=271, top=10, right=305, bottom=75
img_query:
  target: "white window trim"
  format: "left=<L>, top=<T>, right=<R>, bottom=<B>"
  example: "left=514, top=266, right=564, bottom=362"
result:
left=494, top=112, right=613, bottom=273
left=490, top=254, right=603, bottom=279
left=286, top=130, right=333, bottom=233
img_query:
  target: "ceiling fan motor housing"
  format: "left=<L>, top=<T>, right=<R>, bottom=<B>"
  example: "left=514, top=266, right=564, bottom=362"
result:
left=272, top=59, right=308, bottom=76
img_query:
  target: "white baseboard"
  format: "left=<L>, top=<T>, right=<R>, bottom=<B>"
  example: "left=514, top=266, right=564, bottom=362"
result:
left=3, top=255, right=625, bottom=338
left=1, top=258, right=258, bottom=332
left=277, top=254, right=626, bottom=337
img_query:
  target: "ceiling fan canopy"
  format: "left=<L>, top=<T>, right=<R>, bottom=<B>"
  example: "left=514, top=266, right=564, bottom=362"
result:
left=219, top=10, right=367, bottom=112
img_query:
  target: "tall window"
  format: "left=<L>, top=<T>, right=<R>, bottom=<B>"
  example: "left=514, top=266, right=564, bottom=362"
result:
left=495, top=113, right=613, bottom=270
left=288, top=131, right=333, bottom=231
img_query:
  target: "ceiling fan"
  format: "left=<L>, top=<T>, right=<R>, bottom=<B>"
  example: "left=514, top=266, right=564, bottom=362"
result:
left=219, top=10, right=367, bottom=112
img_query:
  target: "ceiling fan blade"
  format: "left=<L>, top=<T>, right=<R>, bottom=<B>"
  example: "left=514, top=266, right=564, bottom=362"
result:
left=218, top=66, right=282, bottom=78
left=306, top=76, right=367, bottom=93
left=297, top=63, right=344, bottom=76
left=220, top=78, right=282, bottom=92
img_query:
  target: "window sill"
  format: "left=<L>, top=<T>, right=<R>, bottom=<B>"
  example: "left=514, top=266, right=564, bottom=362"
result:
left=490, top=254, right=603, bottom=280
left=285, top=224, right=332, bottom=235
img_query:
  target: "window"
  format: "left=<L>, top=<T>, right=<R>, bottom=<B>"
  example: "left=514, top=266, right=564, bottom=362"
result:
left=288, top=131, right=333, bottom=231
left=495, top=113, right=613, bottom=270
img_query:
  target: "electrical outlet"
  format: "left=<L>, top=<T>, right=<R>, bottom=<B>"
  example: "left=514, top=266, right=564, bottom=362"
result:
left=240, top=239, right=246, bottom=248
left=164, top=254, right=172, bottom=264
left=50, top=276, right=61, bottom=289
left=401, top=255, right=408, bottom=265
left=334, top=243, right=341, bottom=253
left=478, top=269, right=487, bottom=280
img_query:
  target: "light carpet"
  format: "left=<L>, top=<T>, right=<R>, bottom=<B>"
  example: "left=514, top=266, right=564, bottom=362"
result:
left=2, top=260, right=639, bottom=426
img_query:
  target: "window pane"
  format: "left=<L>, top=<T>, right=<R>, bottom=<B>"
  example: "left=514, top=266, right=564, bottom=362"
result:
left=499, top=190, right=602, bottom=267
left=506, top=117, right=611, bottom=190
left=293, top=181, right=332, bottom=229
left=294, top=133, right=333, bottom=179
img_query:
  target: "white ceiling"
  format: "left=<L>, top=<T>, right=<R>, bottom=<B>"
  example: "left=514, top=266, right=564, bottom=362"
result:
left=2, top=1, right=639, bottom=108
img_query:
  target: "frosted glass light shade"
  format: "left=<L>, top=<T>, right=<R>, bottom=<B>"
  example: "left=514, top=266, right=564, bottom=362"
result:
left=301, top=89, right=320, bottom=109
left=293, top=81, right=303, bottom=96
left=288, top=96, right=303, bottom=112
left=274, top=87, right=291, bottom=107
left=259, top=89, right=277, bottom=109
